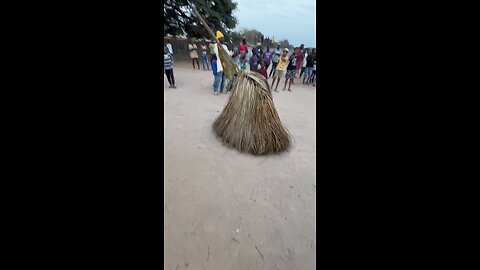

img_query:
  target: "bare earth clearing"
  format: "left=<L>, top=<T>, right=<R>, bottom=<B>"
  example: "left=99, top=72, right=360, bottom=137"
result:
left=164, top=61, right=316, bottom=270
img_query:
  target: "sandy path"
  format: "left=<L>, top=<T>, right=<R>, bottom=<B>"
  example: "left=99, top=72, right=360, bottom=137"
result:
left=164, top=61, right=316, bottom=270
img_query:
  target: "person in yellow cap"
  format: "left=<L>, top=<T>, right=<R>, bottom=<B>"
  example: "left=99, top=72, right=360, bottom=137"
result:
left=212, top=31, right=233, bottom=95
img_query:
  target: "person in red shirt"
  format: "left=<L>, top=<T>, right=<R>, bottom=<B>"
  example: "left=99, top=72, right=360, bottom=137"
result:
left=295, top=44, right=305, bottom=75
left=239, top=38, right=248, bottom=53
left=239, top=39, right=248, bottom=69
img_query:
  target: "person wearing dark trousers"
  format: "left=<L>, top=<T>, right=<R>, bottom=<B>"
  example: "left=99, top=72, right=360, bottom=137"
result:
left=303, top=50, right=315, bottom=84
left=249, top=50, right=259, bottom=72
left=300, top=49, right=308, bottom=78
left=263, top=46, right=272, bottom=72
left=309, top=58, right=316, bottom=84
left=188, top=42, right=200, bottom=69
left=164, top=47, right=176, bottom=88
left=283, top=48, right=298, bottom=91
left=209, top=42, right=216, bottom=63
left=269, top=45, right=281, bottom=77
left=200, top=43, right=210, bottom=70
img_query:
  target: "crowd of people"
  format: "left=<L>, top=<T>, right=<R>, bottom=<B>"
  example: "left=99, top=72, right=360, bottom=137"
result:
left=164, top=34, right=317, bottom=92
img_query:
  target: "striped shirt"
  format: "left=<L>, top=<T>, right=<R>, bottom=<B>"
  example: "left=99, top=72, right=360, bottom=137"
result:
left=164, top=53, right=174, bottom=70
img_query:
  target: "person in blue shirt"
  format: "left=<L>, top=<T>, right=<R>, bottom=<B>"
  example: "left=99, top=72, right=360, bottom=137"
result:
left=269, top=45, right=282, bottom=77
left=212, top=55, right=224, bottom=95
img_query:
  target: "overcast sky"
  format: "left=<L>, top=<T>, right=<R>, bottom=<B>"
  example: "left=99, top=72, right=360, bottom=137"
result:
left=233, top=0, right=316, bottom=48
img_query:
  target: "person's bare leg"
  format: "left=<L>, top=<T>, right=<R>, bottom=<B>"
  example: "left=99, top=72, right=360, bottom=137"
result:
left=283, top=78, right=288, bottom=90
left=288, top=79, right=293, bottom=91
left=272, top=78, right=278, bottom=92
left=275, top=78, right=280, bottom=90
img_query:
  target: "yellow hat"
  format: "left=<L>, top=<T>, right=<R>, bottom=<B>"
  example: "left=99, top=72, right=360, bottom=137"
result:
left=216, top=31, right=224, bottom=39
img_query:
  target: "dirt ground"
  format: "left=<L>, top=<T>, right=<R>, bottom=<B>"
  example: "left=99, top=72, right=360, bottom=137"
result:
left=164, top=61, right=316, bottom=270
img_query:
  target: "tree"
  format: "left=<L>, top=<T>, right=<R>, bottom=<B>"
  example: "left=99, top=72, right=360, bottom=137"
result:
left=226, top=31, right=243, bottom=47
left=164, top=0, right=238, bottom=39
left=278, top=39, right=294, bottom=50
left=241, top=29, right=263, bottom=45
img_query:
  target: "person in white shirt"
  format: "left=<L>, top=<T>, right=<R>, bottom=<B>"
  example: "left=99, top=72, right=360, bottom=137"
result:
left=300, top=50, right=308, bottom=78
left=165, top=40, right=173, bottom=55
left=199, top=43, right=210, bottom=71
left=213, top=31, right=233, bottom=95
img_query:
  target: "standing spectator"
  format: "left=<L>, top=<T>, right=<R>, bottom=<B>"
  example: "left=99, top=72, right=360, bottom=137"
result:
left=263, top=46, right=272, bottom=73
left=165, top=39, right=173, bottom=55
left=249, top=50, right=259, bottom=71
left=295, top=44, right=305, bottom=75
left=164, top=46, right=176, bottom=89
left=313, top=60, right=317, bottom=87
left=212, top=55, right=224, bottom=94
left=270, top=48, right=289, bottom=92
left=239, top=39, right=248, bottom=54
left=208, top=42, right=216, bottom=63
left=232, top=46, right=240, bottom=68
left=257, top=58, right=268, bottom=80
left=300, top=49, right=308, bottom=78
left=269, top=45, right=282, bottom=77
left=284, top=48, right=299, bottom=91
left=303, top=50, right=315, bottom=84
left=199, top=43, right=210, bottom=70
left=188, top=41, right=200, bottom=69
left=256, top=45, right=263, bottom=59
left=239, top=39, right=248, bottom=71
left=225, top=52, right=237, bottom=92
left=240, top=56, right=247, bottom=70
left=310, top=57, right=316, bottom=84
left=213, top=31, right=233, bottom=94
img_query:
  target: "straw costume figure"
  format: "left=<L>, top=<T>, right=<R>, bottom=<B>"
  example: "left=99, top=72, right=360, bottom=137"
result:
left=189, top=3, right=290, bottom=155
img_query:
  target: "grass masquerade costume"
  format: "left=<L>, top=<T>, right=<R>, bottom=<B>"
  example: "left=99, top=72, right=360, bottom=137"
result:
left=189, top=3, right=291, bottom=155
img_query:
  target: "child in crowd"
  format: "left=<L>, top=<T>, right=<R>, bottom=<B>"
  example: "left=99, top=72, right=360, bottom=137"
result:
left=309, top=57, right=316, bottom=84
left=300, top=49, right=308, bottom=78
left=212, top=55, right=217, bottom=91
left=212, top=55, right=225, bottom=95
left=239, top=39, right=248, bottom=70
left=295, top=44, right=305, bottom=75
left=249, top=50, right=259, bottom=71
left=234, top=48, right=241, bottom=69
left=283, top=48, right=298, bottom=91
left=303, top=50, right=314, bottom=84
left=256, top=46, right=263, bottom=59
left=263, top=47, right=272, bottom=71
left=209, top=42, right=216, bottom=63
left=269, top=45, right=282, bottom=77
left=257, top=58, right=268, bottom=80
left=225, top=53, right=236, bottom=91
left=200, top=43, right=210, bottom=71
left=164, top=46, right=176, bottom=89
left=270, top=48, right=289, bottom=92
left=240, top=54, right=247, bottom=70
left=188, top=42, right=200, bottom=69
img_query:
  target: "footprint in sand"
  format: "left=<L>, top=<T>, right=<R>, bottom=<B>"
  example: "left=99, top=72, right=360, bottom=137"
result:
left=196, top=144, right=207, bottom=153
